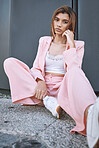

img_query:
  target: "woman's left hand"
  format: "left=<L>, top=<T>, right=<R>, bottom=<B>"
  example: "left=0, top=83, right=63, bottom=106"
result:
left=62, top=29, right=76, bottom=48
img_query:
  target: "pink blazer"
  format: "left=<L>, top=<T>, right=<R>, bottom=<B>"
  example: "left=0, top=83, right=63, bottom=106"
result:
left=30, top=36, right=85, bottom=81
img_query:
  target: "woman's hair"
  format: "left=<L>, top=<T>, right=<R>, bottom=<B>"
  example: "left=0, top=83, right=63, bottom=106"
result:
left=51, top=5, right=76, bottom=39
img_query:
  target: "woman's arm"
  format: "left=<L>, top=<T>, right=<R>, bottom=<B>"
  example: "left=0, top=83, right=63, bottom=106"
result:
left=30, top=37, right=47, bottom=100
left=33, top=78, right=47, bottom=100
left=62, top=30, right=84, bottom=72
left=30, top=37, right=45, bottom=81
left=63, top=41, right=85, bottom=72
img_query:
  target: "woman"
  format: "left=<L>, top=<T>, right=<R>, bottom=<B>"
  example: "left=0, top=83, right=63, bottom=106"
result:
left=3, top=5, right=99, bottom=148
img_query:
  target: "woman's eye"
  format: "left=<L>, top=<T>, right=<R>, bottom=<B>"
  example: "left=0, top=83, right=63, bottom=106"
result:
left=63, top=21, right=68, bottom=24
left=55, top=18, right=59, bottom=21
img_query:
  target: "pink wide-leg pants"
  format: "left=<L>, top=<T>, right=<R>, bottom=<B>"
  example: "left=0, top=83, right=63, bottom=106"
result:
left=3, top=57, right=97, bottom=135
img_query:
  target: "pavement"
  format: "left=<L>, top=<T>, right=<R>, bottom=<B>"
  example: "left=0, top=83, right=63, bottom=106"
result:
left=0, top=92, right=89, bottom=148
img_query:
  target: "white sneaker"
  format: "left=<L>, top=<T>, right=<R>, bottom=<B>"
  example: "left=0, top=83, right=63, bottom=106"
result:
left=87, top=97, right=99, bottom=148
left=43, top=96, right=61, bottom=118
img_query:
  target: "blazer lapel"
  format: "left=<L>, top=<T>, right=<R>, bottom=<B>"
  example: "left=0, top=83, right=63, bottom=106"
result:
left=41, top=36, right=53, bottom=75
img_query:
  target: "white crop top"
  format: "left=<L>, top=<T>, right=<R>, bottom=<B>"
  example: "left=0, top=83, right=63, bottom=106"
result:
left=44, top=51, right=66, bottom=74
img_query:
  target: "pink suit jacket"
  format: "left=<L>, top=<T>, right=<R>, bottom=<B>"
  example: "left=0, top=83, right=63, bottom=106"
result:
left=30, top=36, right=85, bottom=80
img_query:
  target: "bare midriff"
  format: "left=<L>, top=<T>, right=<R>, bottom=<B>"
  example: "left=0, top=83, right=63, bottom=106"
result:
left=45, top=72, right=64, bottom=77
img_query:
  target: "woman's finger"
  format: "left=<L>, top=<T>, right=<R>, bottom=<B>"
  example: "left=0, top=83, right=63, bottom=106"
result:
left=35, top=89, right=39, bottom=99
left=39, top=90, right=46, bottom=100
left=40, top=90, right=45, bottom=100
left=35, top=92, right=38, bottom=99
left=44, top=91, right=47, bottom=97
left=39, top=93, right=43, bottom=100
left=42, top=91, right=47, bottom=99
left=37, top=89, right=42, bottom=100
left=62, top=32, right=67, bottom=37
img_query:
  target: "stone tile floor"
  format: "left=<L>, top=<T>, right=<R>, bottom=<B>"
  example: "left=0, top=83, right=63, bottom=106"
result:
left=0, top=91, right=90, bottom=148
left=1, top=90, right=98, bottom=148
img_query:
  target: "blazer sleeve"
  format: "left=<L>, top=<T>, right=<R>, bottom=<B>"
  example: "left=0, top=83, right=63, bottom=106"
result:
left=30, top=37, right=45, bottom=81
left=63, top=41, right=85, bottom=72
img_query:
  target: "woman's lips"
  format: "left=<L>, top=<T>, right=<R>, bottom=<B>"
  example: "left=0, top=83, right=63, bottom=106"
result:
left=55, top=28, right=62, bottom=32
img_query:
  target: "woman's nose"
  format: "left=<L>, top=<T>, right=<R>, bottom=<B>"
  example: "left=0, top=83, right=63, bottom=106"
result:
left=57, top=21, right=62, bottom=27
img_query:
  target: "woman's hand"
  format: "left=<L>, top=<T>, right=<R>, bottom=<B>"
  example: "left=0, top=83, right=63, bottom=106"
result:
left=62, top=29, right=76, bottom=48
left=34, top=80, right=47, bottom=100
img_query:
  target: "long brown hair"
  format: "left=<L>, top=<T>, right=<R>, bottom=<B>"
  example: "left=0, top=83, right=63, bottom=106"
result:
left=51, top=5, right=76, bottom=39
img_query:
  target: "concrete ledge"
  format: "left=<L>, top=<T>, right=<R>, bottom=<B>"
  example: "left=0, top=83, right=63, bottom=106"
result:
left=0, top=93, right=88, bottom=148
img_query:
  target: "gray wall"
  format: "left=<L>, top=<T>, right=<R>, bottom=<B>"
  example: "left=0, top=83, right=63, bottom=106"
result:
left=0, top=0, right=99, bottom=92
left=0, top=0, right=72, bottom=89
left=78, top=0, right=99, bottom=91
left=0, top=0, right=11, bottom=89
left=10, top=0, right=72, bottom=66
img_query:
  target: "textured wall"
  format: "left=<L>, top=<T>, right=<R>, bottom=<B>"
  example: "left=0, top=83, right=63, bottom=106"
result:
left=0, top=0, right=11, bottom=89
left=78, top=0, right=99, bottom=91
left=0, top=0, right=99, bottom=91
left=0, top=0, right=72, bottom=89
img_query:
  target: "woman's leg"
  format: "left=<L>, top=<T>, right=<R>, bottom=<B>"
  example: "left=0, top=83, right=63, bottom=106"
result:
left=57, top=66, right=97, bottom=135
left=3, top=57, right=43, bottom=105
left=43, top=74, right=63, bottom=118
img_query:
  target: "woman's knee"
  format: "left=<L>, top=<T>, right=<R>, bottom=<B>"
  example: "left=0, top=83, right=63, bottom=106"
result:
left=3, top=57, right=16, bottom=70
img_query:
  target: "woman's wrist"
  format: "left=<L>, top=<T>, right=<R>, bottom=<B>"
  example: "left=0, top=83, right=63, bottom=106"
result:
left=70, top=42, right=76, bottom=48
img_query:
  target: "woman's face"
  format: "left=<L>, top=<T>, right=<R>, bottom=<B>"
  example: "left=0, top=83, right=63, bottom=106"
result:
left=53, top=13, right=70, bottom=35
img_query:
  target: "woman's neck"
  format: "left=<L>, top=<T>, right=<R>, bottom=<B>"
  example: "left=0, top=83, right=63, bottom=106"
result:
left=53, top=34, right=67, bottom=44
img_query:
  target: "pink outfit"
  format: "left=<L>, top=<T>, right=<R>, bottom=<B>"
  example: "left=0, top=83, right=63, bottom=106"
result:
left=3, top=36, right=97, bottom=135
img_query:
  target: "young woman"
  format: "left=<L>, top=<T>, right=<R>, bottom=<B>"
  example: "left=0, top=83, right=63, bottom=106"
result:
left=3, top=5, right=99, bottom=148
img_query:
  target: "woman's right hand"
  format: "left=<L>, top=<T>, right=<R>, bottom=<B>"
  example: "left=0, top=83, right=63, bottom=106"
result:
left=34, top=79, right=47, bottom=100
